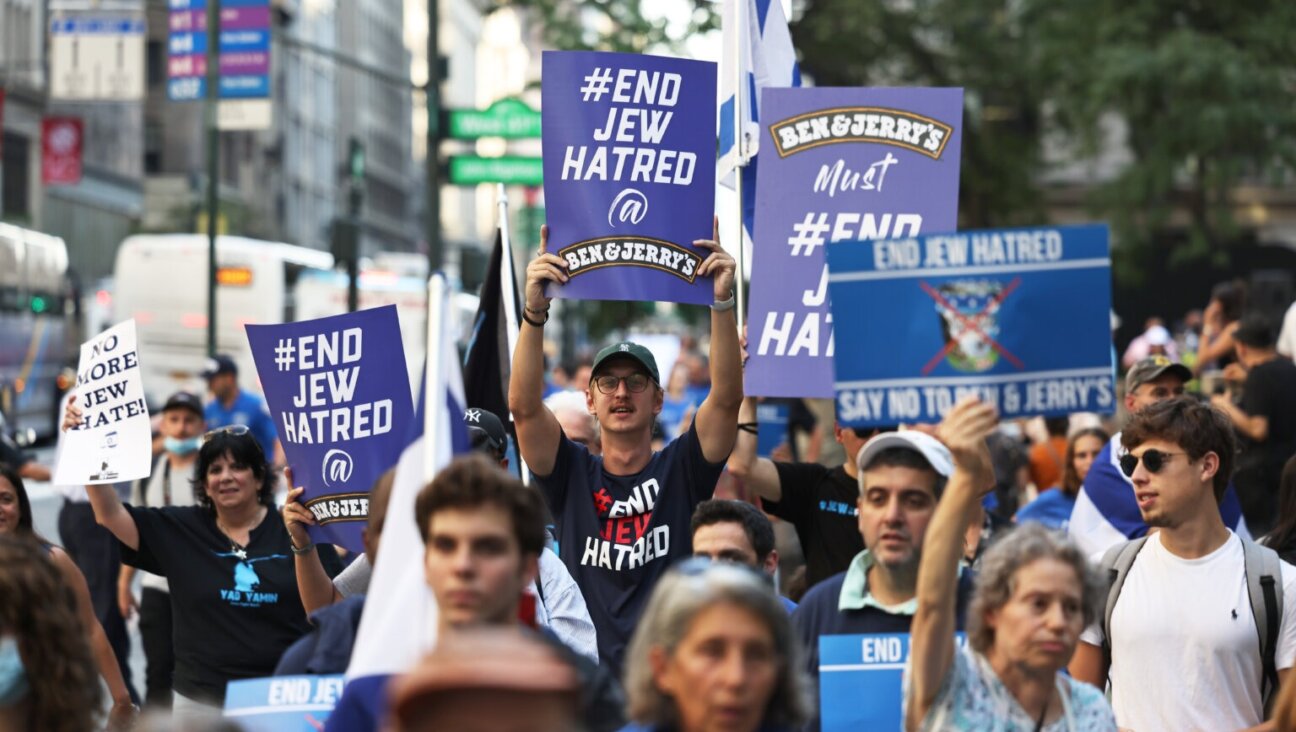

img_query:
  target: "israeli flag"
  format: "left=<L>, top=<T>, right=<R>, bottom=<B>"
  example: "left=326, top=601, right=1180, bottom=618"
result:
left=1069, top=433, right=1250, bottom=557
left=346, top=274, right=470, bottom=680
left=717, top=0, right=801, bottom=237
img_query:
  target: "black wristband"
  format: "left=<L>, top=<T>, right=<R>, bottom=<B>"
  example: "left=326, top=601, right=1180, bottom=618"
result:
left=523, top=309, right=548, bottom=327
left=738, top=422, right=759, bottom=434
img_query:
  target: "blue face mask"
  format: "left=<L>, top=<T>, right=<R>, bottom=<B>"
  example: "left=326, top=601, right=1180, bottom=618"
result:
left=0, top=637, right=29, bottom=706
left=164, top=436, right=202, bottom=455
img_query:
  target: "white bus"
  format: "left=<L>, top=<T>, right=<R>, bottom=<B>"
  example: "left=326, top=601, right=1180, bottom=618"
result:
left=114, top=234, right=334, bottom=406
left=0, top=223, right=79, bottom=439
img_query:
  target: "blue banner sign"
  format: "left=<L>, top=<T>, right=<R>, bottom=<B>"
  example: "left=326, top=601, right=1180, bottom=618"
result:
left=819, top=633, right=966, bottom=731
left=826, top=224, right=1115, bottom=427
left=246, top=306, right=415, bottom=552
left=223, top=675, right=344, bottom=731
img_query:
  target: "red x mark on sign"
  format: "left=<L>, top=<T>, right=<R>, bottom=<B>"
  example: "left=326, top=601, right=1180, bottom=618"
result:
left=920, top=278, right=1025, bottom=375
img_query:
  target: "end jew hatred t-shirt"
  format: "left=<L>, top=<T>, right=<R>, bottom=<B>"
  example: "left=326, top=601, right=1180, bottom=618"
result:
left=121, top=505, right=323, bottom=703
left=535, top=422, right=726, bottom=672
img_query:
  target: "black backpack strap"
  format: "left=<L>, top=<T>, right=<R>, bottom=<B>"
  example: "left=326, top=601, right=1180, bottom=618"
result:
left=1242, top=536, right=1283, bottom=713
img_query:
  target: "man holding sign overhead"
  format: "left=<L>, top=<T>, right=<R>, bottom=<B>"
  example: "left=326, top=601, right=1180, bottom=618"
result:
left=510, top=220, right=742, bottom=674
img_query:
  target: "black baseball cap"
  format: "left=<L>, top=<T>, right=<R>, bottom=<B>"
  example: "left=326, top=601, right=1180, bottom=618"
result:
left=200, top=354, right=238, bottom=379
left=463, top=408, right=508, bottom=456
left=162, top=391, right=204, bottom=418
left=591, top=342, right=660, bottom=384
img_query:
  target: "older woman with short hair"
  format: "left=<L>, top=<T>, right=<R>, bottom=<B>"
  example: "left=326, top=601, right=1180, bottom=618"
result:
left=621, top=560, right=811, bottom=732
left=905, top=399, right=1116, bottom=731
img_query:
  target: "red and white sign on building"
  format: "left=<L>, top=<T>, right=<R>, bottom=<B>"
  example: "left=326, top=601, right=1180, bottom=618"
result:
left=42, top=117, right=84, bottom=185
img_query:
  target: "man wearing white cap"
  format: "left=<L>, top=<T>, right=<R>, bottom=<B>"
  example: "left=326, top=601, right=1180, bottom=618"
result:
left=790, top=430, right=974, bottom=731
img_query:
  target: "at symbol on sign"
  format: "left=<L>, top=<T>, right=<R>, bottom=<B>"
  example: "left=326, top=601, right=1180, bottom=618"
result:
left=322, top=449, right=355, bottom=486
left=608, top=189, right=649, bottom=228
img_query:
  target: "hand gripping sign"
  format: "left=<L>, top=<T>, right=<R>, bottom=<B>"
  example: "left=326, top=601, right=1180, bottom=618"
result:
left=744, top=87, right=963, bottom=397
left=826, top=224, right=1116, bottom=427
left=542, top=50, right=718, bottom=305
left=246, top=305, right=414, bottom=552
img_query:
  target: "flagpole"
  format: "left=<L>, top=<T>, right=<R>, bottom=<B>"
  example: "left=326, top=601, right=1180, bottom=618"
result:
left=732, top=0, right=748, bottom=333
left=496, top=183, right=532, bottom=486
left=424, top=273, right=447, bottom=482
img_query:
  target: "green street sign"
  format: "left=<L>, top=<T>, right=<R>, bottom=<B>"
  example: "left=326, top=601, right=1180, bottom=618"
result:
left=446, top=98, right=542, bottom=140
left=448, top=155, right=544, bottom=187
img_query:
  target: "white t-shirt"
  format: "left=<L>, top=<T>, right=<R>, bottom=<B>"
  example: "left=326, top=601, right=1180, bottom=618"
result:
left=1079, top=531, right=1296, bottom=731
left=130, top=454, right=198, bottom=591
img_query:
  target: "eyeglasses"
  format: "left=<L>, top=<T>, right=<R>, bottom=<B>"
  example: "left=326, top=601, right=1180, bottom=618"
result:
left=1119, top=449, right=1186, bottom=477
left=203, top=424, right=250, bottom=443
left=593, top=373, right=651, bottom=394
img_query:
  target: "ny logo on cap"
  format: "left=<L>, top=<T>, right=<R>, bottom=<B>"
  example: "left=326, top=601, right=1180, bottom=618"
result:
left=619, top=343, right=630, bottom=352
left=465, top=409, right=482, bottom=423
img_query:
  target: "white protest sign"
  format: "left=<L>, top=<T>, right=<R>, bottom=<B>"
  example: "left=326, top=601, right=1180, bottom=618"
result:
left=53, top=320, right=152, bottom=485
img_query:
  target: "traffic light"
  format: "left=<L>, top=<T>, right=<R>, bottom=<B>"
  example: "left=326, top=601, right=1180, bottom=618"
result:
left=30, top=295, right=48, bottom=313
left=331, top=217, right=360, bottom=264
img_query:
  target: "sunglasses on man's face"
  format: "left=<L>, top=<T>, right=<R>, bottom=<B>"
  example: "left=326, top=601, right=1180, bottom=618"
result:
left=1119, top=448, right=1186, bottom=478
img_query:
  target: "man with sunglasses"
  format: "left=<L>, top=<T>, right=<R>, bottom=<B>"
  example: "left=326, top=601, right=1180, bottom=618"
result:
left=1070, top=397, right=1296, bottom=731
left=1069, top=355, right=1249, bottom=556
left=510, top=222, right=742, bottom=673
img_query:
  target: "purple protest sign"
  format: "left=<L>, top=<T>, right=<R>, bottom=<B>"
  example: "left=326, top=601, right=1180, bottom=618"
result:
left=245, top=306, right=414, bottom=552
left=542, top=51, right=717, bottom=305
left=745, top=88, right=964, bottom=397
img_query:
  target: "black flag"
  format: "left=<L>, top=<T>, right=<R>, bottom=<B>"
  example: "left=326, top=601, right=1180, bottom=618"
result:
left=463, top=227, right=522, bottom=427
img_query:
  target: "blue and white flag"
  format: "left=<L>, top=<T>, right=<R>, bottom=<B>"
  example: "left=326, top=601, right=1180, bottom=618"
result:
left=346, top=274, right=470, bottom=680
left=1069, top=433, right=1250, bottom=557
left=717, top=0, right=801, bottom=237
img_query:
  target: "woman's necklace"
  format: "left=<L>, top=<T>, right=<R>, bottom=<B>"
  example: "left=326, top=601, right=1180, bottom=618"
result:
left=216, top=507, right=263, bottom=560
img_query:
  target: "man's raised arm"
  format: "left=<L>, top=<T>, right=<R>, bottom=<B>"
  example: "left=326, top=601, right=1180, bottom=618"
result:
left=693, top=217, right=743, bottom=463
left=726, top=397, right=785, bottom=501
left=508, top=225, right=567, bottom=477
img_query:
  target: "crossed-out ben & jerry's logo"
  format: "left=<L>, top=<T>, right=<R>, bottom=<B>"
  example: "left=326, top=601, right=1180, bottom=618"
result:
left=581, top=478, right=670, bottom=571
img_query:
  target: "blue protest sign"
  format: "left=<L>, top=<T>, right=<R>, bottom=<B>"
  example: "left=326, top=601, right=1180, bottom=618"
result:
left=819, top=633, right=965, bottom=731
left=745, top=88, right=964, bottom=398
left=542, top=51, right=717, bottom=305
left=223, top=675, right=343, bottom=731
left=826, top=224, right=1115, bottom=427
left=246, top=305, right=414, bottom=552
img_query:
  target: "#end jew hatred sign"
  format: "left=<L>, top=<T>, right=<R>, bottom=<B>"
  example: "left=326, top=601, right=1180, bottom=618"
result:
left=247, top=306, right=413, bottom=552
left=223, top=675, right=343, bottom=731
left=826, top=224, right=1116, bottom=428
left=542, top=51, right=717, bottom=305
left=55, top=320, right=152, bottom=485
left=819, top=633, right=966, bottom=731
left=745, top=88, right=964, bottom=398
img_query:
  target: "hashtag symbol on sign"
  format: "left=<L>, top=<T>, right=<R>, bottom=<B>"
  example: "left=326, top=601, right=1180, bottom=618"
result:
left=787, top=212, right=830, bottom=257
left=580, top=68, right=613, bottom=102
left=274, top=338, right=295, bottom=372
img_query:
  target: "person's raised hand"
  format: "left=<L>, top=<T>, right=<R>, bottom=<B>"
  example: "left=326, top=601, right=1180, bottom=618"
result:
left=935, top=397, right=998, bottom=494
left=281, top=467, right=315, bottom=550
left=524, top=224, right=568, bottom=314
left=61, top=393, right=82, bottom=432
left=694, top=216, right=736, bottom=302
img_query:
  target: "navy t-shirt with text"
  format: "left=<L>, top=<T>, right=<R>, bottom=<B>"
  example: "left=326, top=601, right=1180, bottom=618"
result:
left=535, top=422, right=725, bottom=672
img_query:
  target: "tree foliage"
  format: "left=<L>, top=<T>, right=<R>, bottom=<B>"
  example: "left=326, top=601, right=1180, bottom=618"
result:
left=495, top=0, right=717, bottom=55
left=794, top=0, right=1296, bottom=273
